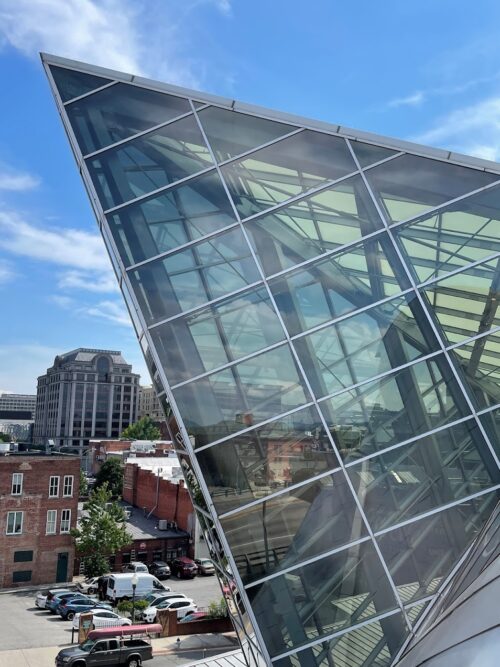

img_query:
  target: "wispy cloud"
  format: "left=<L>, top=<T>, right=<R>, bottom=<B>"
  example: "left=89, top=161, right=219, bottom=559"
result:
left=0, top=162, right=40, bottom=191
left=387, top=91, right=424, bottom=109
left=0, top=259, right=16, bottom=286
left=52, top=293, right=131, bottom=327
left=57, top=269, right=119, bottom=294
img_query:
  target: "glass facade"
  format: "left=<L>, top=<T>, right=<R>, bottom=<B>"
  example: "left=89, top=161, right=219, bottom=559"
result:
left=46, top=57, right=500, bottom=667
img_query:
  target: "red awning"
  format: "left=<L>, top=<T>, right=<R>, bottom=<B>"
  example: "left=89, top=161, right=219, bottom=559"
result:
left=88, top=624, right=162, bottom=640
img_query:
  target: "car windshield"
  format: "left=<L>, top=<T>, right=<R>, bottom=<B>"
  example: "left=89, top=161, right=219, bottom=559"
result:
left=79, top=639, right=95, bottom=653
left=154, top=562, right=167, bottom=567
left=200, top=560, right=212, bottom=566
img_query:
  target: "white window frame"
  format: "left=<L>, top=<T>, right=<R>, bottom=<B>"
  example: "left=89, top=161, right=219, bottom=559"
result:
left=11, top=473, right=23, bottom=496
left=46, top=510, right=57, bottom=535
left=6, top=511, right=23, bottom=535
left=60, top=509, right=71, bottom=534
left=63, top=475, right=74, bottom=498
left=49, top=476, right=60, bottom=498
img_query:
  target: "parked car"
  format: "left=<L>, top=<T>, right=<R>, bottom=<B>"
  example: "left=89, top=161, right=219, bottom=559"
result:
left=194, top=558, right=215, bottom=575
left=76, top=577, right=100, bottom=595
left=58, top=598, right=112, bottom=621
left=141, top=597, right=197, bottom=623
left=44, top=588, right=74, bottom=610
left=106, top=573, right=169, bottom=603
left=121, top=561, right=149, bottom=574
left=169, top=557, right=198, bottom=579
left=181, top=611, right=209, bottom=622
left=140, top=592, right=187, bottom=607
left=35, top=590, right=49, bottom=609
left=55, top=637, right=153, bottom=667
left=149, top=561, right=171, bottom=579
left=48, top=592, right=90, bottom=614
left=71, top=608, right=132, bottom=630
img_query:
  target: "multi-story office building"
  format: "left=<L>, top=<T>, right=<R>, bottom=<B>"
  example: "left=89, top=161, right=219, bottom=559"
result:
left=138, top=385, right=164, bottom=421
left=33, top=348, right=140, bottom=457
left=44, top=54, right=500, bottom=667
left=0, top=393, right=36, bottom=420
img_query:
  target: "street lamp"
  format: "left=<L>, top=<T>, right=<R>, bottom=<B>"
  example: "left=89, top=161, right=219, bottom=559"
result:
left=131, top=572, right=138, bottom=624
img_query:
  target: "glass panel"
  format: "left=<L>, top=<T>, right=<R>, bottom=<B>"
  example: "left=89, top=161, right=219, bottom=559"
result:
left=220, top=470, right=367, bottom=585
left=377, top=490, right=499, bottom=605
left=273, top=613, right=408, bottom=667
left=87, top=114, right=213, bottom=209
left=106, top=171, right=236, bottom=267
left=197, top=106, right=296, bottom=162
left=347, top=419, right=499, bottom=532
left=478, top=409, right=500, bottom=458
left=450, top=330, right=500, bottom=412
left=422, top=256, right=500, bottom=346
left=173, top=344, right=311, bottom=447
left=405, top=600, right=429, bottom=626
left=128, top=227, right=261, bottom=324
left=50, top=65, right=111, bottom=102
left=244, top=175, right=384, bottom=276
left=395, top=184, right=500, bottom=284
left=246, top=541, right=398, bottom=658
left=222, top=130, right=356, bottom=219
left=150, top=286, right=284, bottom=385
left=270, top=233, right=410, bottom=336
left=319, top=354, right=471, bottom=462
left=365, top=154, right=498, bottom=224
left=352, top=141, right=397, bottom=169
left=196, top=405, right=339, bottom=514
left=295, top=292, right=439, bottom=399
left=178, top=453, right=208, bottom=511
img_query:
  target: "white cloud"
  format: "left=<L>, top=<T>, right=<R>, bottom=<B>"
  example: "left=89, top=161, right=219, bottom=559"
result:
left=387, top=91, right=425, bottom=108
left=57, top=269, right=119, bottom=294
left=85, top=300, right=131, bottom=326
left=0, top=163, right=40, bottom=191
left=0, top=259, right=15, bottom=285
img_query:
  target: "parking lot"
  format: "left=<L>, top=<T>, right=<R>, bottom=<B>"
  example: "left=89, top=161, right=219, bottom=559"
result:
left=0, top=575, right=222, bottom=651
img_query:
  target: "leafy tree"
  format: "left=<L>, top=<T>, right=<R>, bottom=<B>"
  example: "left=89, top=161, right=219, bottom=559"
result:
left=121, top=416, right=160, bottom=441
left=79, top=470, right=89, bottom=498
left=71, top=483, right=132, bottom=578
left=207, top=598, right=229, bottom=619
left=0, top=433, right=11, bottom=443
left=94, top=458, right=123, bottom=497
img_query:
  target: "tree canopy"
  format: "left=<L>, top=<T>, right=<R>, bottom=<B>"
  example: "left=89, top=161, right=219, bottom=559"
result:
left=94, top=458, right=124, bottom=497
left=121, top=416, right=161, bottom=441
left=0, top=433, right=11, bottom=443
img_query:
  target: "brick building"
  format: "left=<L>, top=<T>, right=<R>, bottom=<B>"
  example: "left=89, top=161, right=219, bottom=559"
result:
left=88, top=439, right=173, bottom=475
left=0, top=453, right=80, bottom=587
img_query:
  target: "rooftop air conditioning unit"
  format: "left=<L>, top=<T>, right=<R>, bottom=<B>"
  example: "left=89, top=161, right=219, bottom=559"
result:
left=158, top=519, right=169, bottom=530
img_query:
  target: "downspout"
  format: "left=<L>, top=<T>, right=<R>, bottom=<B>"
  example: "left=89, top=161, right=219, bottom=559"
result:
left=147, top=467, right=162, bottom=518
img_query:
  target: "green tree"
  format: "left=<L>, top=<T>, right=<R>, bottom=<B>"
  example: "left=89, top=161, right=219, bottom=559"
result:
left=94, top=458, right=123, bottom=497
left=79, top=470, right=89, bottom=498
left=121, top=416, right=161, bottom=441
left=71, top=484, right=132, bottom=577
left=0, top=433, right=11, bottom=443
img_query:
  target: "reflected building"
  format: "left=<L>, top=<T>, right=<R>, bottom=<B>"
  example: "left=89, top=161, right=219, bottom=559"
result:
left=43, top=54, right=500, bottom=667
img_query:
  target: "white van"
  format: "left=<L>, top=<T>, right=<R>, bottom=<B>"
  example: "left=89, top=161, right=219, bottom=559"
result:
left=106, top=573, right=170, bottom=603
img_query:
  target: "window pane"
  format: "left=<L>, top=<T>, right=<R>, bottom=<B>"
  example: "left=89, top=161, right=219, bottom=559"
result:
left=352, top=141, right=397, bottom=169
left=222, top=131, right=356, bottom=219
left=478, top=408, right=500, bottom=458
left=173, top=345, right=311, bottom=447
left=87, top=115, right=213, bottom=209
left=151, top=286, right=284, bottom=385
left=422, top=256, right=500, bottom=346
left=50, top=65, right=111, bottom=102
left=197, top=107, right=296, bottom=162
left=244, top=175, right=384, bottom=276
left=107, top=171, right=236, bottom=266
left=221, top=470, right=367, bottom=585
left=246, top=541, right=398, bottom=658
left=377, top=491, right=499, bottom=605
left=395, top=184, right=500, bottom=284
left=128, top=227, right=261, bottom=324
left=319, top=354, right=471, bottom=462
left=67, top=82, right=191, bottom=153
left=270, top=233, right=410, bottom=336
left=365, top=155, right=498, bottom=224
left=295, top=293, right=439, bottom=399
left=347, top=419, right=499, bottom=532
left=196, top=405, right=339, bottom=513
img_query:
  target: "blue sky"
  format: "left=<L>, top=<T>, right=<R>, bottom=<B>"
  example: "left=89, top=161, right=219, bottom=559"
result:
left=1, top=0, right=500, bottom=393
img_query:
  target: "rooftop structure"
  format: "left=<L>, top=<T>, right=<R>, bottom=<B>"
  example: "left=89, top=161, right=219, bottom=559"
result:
left=43, top=54, right=500, bottom=667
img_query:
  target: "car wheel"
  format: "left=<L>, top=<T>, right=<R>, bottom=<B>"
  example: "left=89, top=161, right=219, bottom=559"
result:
left=127, top=658, right=141, bottom=667
left=66, top=612, right=75, bottom=621
left=88, top=587, right=95, bottom=594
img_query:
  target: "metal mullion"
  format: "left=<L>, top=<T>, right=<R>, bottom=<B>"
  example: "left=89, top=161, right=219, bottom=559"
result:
left=62, top=80, right=119, bottom=105
left=416, top=249, right=500, bottom=291
left=83, top=109, right=196, bottom=159
left=216, top=127, right=304, bottom=167
left=445, top=324, right=500, bottom=353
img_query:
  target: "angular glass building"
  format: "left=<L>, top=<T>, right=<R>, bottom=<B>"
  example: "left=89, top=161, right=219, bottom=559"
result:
left=43, top=53, right=500, bottom=666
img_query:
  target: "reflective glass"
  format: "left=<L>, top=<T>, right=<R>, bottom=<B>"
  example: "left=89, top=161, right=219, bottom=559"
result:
left=197, top=106, right=295, bottom=162
left=107, top=171, right=236, bottom=266
left=347, top=419, right=499, bottom=532
left=405, top=601, right=429, bottom=626
left=478, top=409, right=500, bottom=457
left=377, top=491, right=499, bottom=605
left=422, top=256, right=500, bottom=346
left=220, top=470, right=367, bottom=585
left=50, top=65, right=111, bottom=102
left=395, top=185, right=500, bottom=284
left=173, top=344, right=311, bottom=447
left=319, top=354, right=471, bottom=462
left=87, top=114, right=213, bottom=209
left=195, top=405, right=340, bottom=513
left=244, top=175, right=384, bottom=278
left=365, top=155, right=498, bottom=224
left=273, top=613, right=408, bottom=667
left=178, top=453, right=208, bottom=511
left=66, top=83, right=191, bottom=154
left=270, top=233, right=410, bottom=336
left=295, top=292, right=439, bottom=399
left=150, top=286, right=284, bottom=385
left=351, top=141, right=397, bottom=169
left=222, top=130, right=356, bottom=218
left=246, top=540, right=398, bottom=658
left=128, top=227, right=261, bottom=324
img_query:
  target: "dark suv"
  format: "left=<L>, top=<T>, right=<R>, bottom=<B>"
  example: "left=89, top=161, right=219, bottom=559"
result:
left=169, top=557, right=198, bottom=579
left=149, top=561, right=171, bottom=579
